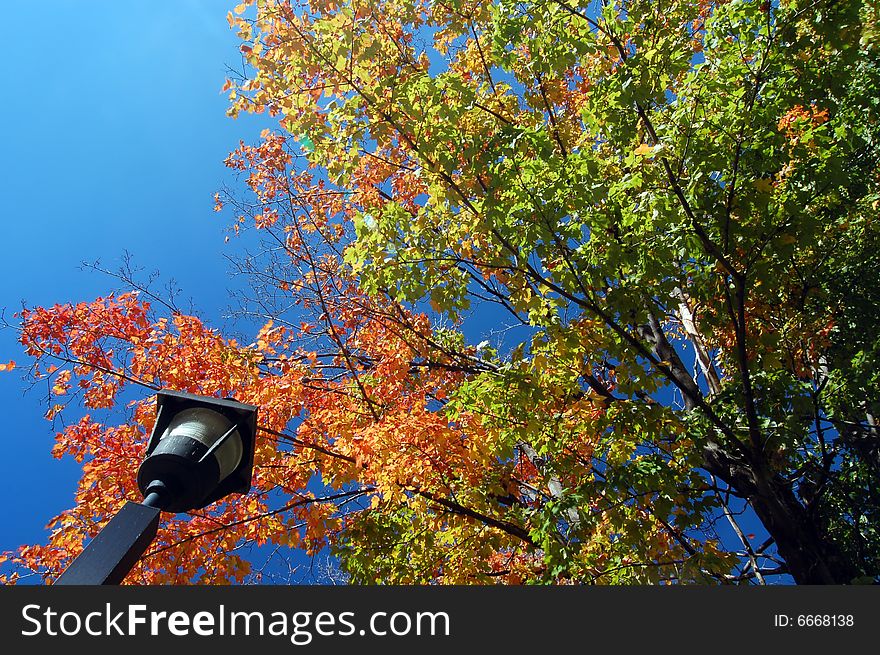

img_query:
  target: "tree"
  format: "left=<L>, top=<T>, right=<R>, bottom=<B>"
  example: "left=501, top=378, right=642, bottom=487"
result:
left=3, top=0, right=879, bottom=584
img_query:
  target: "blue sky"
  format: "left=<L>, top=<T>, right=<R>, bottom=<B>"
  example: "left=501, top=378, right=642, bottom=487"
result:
left=0, top=1, right=267, bottom=556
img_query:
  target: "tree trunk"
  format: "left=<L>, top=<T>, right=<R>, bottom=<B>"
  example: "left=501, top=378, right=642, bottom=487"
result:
left=642, top=309, right=858, bottom=583
left=703, top=443, right=859, bottom=584
left=753, top=479, right=861, bottom=583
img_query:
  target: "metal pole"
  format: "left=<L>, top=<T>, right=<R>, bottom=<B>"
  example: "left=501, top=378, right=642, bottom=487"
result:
left=54, top=496, right=164, bottom=585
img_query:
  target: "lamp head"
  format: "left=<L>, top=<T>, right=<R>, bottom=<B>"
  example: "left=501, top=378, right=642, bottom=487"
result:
left=137, top=390, right=258, bottom=513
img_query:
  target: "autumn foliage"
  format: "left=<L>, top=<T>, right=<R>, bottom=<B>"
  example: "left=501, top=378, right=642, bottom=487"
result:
left=3, top=0, right=880, bottom=584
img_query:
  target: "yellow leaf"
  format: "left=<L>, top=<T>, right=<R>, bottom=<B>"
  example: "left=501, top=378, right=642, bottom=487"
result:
left=634, top=143, right=654, bottom=156
left=234, top=3, right=247, bottom=14
left=753, top=178, right=774, bottom=194
left=45, top=404, right=64, bottom=420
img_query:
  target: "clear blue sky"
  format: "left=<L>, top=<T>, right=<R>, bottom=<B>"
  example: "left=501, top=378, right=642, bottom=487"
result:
left=0, top=1, right=267, bottom=556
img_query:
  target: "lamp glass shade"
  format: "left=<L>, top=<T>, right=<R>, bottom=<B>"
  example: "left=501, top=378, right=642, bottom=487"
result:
left=160, top=407, right=243, bottom=481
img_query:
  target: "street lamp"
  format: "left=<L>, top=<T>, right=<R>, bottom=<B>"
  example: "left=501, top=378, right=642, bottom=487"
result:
left=54, top=390, right=258, bottom=585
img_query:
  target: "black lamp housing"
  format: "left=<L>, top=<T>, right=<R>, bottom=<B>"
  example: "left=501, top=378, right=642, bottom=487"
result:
left=136, top=390, right=258, bottom=513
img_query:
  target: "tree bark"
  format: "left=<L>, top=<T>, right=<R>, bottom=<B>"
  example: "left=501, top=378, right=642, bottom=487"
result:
left=634, top=303, right=861, bottom=583
left=702, top=443, right=859, bottom=584
left=674, top=288, right=722, bottom=396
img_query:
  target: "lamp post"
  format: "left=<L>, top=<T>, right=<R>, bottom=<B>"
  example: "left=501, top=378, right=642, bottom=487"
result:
left=54, top=390, right=257, bottom=585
